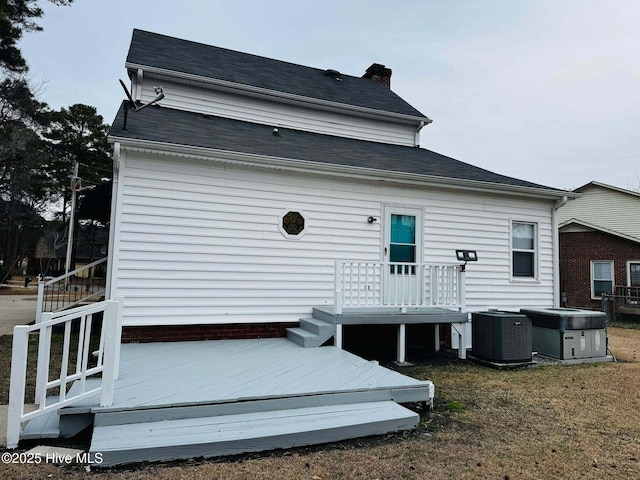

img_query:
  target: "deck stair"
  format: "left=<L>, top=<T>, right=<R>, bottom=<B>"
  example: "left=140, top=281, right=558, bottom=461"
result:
left=90, top=400, right=418, bottom=467
left=286, top=315, right=335, bottom=347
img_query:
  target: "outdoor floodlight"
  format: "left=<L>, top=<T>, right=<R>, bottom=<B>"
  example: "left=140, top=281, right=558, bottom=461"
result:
left=456, top=249, right=478, bottom=271
left=456, top=250, right=478, bottom=262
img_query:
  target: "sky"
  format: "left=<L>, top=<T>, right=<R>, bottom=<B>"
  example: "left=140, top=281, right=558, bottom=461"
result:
left=17, top=0, right=640, bottom=192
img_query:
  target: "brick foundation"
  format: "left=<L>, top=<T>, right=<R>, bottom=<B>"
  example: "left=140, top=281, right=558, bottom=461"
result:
left=121, top=322, right=298, bottom=343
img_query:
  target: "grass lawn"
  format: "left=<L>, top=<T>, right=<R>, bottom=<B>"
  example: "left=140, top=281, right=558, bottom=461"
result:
left=1, top=327, right=640, bottom=479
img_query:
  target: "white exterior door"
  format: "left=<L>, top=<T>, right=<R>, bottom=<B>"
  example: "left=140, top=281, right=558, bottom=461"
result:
left=383, top=206, right=423, bottom=305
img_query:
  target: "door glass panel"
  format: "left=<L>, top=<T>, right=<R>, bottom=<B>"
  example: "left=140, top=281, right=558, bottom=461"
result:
left=391, top=214, right=415, bottom=244
left=390, top=214, right=416, bottom=263
left=389, top=245, right=415, bottom=263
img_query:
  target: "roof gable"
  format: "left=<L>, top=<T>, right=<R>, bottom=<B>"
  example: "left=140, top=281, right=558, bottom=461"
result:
left=558, top=181, right=640, bottom=241
left=126, top=30, right=428, bottom=120
left=574, top=181, right=640, bottom=199
left=559, top=219, right=640, bottom=245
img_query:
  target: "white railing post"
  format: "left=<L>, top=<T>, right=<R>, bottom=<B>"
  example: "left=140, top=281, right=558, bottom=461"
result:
left=459, top=267, right=466, bottom=312
left=36, top=280, right=45, bottom=323
left=334, top=324, right=343, bottom=349
left=397, top=324, right=406, bottom=363
left=100, top=299, right=119, bottom=407
left=34, top=313, right=53, bottom=406
left=113, top=296, right=124, bottom=379
left=334, top=260, right=343, bottom=315
left=430, top=265, right=437, bottom=305
left=6, top=326, right=29, bottom=449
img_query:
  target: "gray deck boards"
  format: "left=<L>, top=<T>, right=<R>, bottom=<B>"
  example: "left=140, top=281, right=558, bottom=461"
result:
left=91, top=338, right=431, bottom=412
left=32, top=337, right=435, bottom=465
left=20, top=411, right=59, bottom=440
left=91, top=401, right=418, bottom=467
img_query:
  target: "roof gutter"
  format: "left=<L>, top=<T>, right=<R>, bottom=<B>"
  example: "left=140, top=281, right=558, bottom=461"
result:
left=125, top=62, right=431, bottom=127
left=109, top=135, right=576, bottom=201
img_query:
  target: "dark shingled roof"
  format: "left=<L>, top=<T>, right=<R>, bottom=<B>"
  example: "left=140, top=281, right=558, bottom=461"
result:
left=109, top=103, right=562, bottom=193
left=126, top=30, right=428, bottom=119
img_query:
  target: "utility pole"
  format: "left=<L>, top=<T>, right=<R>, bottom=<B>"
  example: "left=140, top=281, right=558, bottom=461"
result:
left=64, top=161, right=81, bottom=283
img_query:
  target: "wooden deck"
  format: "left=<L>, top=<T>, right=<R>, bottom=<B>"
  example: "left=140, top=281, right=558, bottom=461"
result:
left=41, top=338, right=434, bottom=466
left=91, top=338, right=432, bottom=412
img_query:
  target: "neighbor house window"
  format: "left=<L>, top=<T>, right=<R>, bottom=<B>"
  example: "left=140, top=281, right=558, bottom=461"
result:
left=511, top=222, right=536, bottom=279
left=629, top=261, right=640, bottom=287
left=591, top=261, right=614, bottom=299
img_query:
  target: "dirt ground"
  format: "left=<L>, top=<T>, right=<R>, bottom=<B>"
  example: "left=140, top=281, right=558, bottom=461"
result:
left=1, top=326, right=639, bottom=479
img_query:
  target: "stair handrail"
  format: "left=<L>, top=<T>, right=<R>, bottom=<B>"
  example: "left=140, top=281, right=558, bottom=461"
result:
left=6, top=297, right=122, bottom=449
left=36, top=257, right=108, bottom=323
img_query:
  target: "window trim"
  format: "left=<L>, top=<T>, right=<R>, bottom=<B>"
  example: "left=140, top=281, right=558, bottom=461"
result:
left=590, top=260, right=614, bottom=300
left=626, top=260, right=640, bottom=287
left=278, top=209, right=308, bottom=240
left=510, top=220, right=539, bottom=282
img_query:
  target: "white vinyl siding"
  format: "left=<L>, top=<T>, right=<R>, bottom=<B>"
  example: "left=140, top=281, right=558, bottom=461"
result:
left=139, top=80, right=418, bottom=147
left=112, top=150, right=556, bottom=327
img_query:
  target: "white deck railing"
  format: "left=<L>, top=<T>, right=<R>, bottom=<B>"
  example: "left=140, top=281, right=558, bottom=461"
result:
left=6, top=298, right=122, bottom=449
left=36, top=257, right=108, bottom=323
left=334, top=261, right=465, bottom=314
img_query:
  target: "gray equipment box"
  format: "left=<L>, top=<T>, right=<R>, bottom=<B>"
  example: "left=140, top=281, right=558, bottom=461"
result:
left=471, top=311, right=532, bottom=363
left=520, top=308, right=607, bottom=360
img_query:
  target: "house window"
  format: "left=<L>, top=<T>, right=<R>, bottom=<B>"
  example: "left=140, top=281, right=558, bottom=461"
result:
left=278, top=210, right=307, bottom=239
left=629, top=262, right=640, bottom=287
left=511, top=222, right=536, bottom=279
left=591, top=261, right=614, bottom=299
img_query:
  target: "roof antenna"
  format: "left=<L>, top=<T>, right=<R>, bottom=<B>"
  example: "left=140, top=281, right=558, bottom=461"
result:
left=118, top=80, right=165, bottom=130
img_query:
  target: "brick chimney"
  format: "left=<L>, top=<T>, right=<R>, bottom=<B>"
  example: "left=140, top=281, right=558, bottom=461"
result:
left=362, top=63, right=392, bottom=88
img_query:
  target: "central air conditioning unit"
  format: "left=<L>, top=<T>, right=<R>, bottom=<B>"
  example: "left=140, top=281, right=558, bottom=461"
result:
left=472, top=311, right=532, bottom=363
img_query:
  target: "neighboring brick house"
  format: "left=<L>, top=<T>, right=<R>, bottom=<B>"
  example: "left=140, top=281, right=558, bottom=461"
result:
left=557, top=182, right=640, bottom=310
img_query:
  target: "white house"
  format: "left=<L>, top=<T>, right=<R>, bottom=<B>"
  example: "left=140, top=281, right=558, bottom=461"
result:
left=6, top=29, right=577, bottom=465
left=106, top=30, right=571, bottom=347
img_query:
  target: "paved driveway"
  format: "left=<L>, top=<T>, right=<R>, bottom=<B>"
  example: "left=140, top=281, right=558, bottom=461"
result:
left=0, top=295, right=37, bottom=336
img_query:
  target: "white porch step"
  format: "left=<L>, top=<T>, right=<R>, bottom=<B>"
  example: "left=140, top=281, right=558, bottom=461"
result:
left=90, top=401, right=418, bottom=467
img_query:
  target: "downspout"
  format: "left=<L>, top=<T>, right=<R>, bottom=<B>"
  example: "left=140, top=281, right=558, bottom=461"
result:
left=414, top=119, right=432, bottom=147
left=552, top=195, right=569, bottom=307
left=104, top=142, right=121, bottom=299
